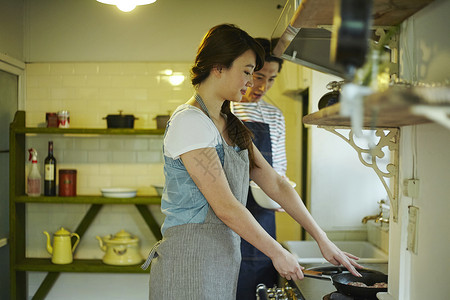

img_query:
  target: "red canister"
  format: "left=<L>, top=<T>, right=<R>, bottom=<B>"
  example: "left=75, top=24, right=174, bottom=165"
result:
left=59, top=169, right=77, bottom=196
left=46, top=113, right=58, bottom=128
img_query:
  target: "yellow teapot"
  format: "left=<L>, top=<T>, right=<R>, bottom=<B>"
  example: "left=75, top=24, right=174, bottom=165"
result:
left=43, top=227, right=80, bottom=264
left=96, top=230, right=143, bottom=265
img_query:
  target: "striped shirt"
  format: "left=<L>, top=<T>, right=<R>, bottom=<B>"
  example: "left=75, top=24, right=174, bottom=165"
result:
left=232, top=100, right=287, bottom=176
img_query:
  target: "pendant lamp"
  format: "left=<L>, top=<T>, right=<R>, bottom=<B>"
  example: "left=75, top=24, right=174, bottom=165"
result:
left=97, top=0, right=156, bottom=12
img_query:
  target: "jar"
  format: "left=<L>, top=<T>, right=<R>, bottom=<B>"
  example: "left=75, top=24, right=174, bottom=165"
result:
left=46, top=113, right=58, bottom=128
left=58, top=111, right=70, bottom=128
left=59, top=169, right=77, bottom=196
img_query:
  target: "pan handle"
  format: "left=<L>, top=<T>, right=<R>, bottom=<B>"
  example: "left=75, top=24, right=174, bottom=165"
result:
left=302, top=270, right=332, bottom=281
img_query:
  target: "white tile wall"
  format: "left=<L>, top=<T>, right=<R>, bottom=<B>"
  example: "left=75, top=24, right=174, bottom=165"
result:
left=25, top=62, right=194, bottom=298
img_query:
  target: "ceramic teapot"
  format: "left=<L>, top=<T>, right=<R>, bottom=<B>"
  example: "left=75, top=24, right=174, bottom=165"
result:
left=96, top=230, right=143, bottom=265
left=43, top=227, right=80, bottom=264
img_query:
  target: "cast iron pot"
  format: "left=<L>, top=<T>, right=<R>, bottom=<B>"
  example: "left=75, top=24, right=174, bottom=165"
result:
left=103, top=111, right=138, bottom=128
left=304, top=269, right=388, bottom=299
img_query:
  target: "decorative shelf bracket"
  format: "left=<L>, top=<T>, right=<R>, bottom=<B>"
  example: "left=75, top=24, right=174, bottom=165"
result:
left=320, top=126, right=400, bottom=222
left=374, top=26, right=399, bottom=80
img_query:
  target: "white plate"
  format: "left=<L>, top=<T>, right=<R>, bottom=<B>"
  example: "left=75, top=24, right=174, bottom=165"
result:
left=101, top=188, right=137, bottom=198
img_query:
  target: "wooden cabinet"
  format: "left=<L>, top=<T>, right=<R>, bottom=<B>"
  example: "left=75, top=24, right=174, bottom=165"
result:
left=9, top=111, right=164, bottom=300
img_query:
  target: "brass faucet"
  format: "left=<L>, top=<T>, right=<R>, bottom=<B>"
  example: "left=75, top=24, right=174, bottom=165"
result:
left=362, top=200, right=389, bottom=224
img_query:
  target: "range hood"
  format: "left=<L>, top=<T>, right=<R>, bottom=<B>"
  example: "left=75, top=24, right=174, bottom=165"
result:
left=277, top=26, right=346, bottom=78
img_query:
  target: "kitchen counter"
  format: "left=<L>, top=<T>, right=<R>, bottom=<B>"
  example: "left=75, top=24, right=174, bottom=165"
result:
left=290, top=263, right=388, bottom=299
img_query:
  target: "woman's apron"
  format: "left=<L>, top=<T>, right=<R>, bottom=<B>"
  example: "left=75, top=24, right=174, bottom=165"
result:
left=237, top=121, right=277, bottom=300
left=142, top=95, right=250, bottom=300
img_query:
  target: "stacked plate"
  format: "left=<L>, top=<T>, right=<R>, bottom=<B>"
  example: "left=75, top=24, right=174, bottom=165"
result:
left=101, top=188, right=137, bottom=198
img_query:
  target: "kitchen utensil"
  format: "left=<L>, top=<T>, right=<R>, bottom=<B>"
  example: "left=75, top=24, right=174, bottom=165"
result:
left=43, top=227, right=80, bottom=264
left=96, top=229, right=143, bottom=265
left=250, top=180, right=296, bottom=209
left=101, top=188, right=137, bottom=198
left=103, top=110, right=138, bottom=128
left=303, top=269, right=387, bottom=299
left=154, top=115, right=169, bottom=129
left=318, top=81, right=344, bottom=110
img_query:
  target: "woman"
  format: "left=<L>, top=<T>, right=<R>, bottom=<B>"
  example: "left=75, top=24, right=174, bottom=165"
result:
left=231, top=38, right=288, bottom=299
left=142, top=24, right=362, bottom=299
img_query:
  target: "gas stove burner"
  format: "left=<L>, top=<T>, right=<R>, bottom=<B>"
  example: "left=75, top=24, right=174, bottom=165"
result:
left=256, top=281, right=305, bottom=300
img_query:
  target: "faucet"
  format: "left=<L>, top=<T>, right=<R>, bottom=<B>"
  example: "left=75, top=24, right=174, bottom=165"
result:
left=362, top=200, right=389, bottom=224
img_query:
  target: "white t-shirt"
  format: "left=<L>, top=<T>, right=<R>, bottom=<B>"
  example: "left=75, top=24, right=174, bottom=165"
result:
left=164, top=104, right=222, bottom=160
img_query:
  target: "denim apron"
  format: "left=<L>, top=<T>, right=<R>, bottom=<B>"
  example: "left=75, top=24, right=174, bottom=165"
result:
left=237, top=121, right=277, bottom=300
left=142, top=95, right=250, bottom=300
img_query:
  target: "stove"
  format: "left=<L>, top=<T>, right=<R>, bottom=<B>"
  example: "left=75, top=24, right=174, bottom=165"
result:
left=260, top=264, right=388, bottom=300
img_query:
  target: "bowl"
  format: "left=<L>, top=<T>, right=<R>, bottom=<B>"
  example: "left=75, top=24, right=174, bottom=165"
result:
left=101, top=188, right=137, bottom=198
left=152, top=184, right=164, bottom=196
left=250, top=180, right=296, bottom=209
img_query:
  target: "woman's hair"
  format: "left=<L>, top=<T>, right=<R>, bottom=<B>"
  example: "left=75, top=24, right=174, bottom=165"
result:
left=191, top=24, right=265, bottom=170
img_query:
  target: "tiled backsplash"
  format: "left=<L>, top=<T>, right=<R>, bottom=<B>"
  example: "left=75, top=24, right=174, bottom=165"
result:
left=25, top=62, right=194, bottom=260
left=26, top=62, right=194, bottom=128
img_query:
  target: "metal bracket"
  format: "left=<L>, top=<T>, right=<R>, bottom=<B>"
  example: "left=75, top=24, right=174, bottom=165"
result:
left=320, top=126, right=400, bottom=222
left=373, top=27, right=399, bottom=81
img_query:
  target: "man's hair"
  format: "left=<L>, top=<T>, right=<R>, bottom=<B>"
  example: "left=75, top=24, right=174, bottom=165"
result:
left=255, top=38, right=284, bottom=72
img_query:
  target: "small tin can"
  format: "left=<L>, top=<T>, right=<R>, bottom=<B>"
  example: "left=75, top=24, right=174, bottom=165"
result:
left=59, top=169, right=77, bottom=196
left=58, top=111, right=70, bottom=128
left=46, top=113, right=58, bottom=128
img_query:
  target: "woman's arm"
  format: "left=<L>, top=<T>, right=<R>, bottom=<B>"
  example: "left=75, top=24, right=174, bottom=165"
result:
left=249, top=143, right=363, bottom=277
left=180, top=147, right=303, bottom=281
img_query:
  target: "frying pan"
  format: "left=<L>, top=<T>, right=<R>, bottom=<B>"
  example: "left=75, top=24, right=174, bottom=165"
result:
left=303, top=269, right=387, bottom=299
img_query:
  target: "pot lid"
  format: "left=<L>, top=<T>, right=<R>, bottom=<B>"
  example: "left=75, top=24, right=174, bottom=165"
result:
left=106, top=229, right=139, bottom=243
left=54, top=227, right=72, bottom=236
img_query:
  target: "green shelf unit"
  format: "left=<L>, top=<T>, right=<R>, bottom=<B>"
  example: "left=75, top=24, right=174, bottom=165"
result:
left=15, top=195, right=162, bottom=204
left=16, top=258, right=147, bottom=273
left=15, top=127, right=166, bottom=135
left=9, top=111, right=164, bottom=300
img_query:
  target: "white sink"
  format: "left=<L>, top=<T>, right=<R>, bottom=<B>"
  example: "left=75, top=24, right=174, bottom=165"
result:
left=283, top=240, right=388, bottom=264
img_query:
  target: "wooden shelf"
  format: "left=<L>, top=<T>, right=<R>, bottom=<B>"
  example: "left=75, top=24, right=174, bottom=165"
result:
left=16, top=258, right=147, bottom=273
left=15, top=127, right=165, bottom=135
left=14, top=195, right=161, bottom=204
left=303, top=87, right=438, bottom=128
left=291, top=0, right=434, bottom=28
left=9, top=111, right=163, bottom=299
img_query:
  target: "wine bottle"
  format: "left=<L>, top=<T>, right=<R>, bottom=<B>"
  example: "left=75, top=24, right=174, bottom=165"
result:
left=44, top=141, right=57, bottom=196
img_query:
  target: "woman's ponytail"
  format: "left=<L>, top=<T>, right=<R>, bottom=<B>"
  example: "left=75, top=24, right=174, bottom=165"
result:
left=221, top=100, right=257, bottom=170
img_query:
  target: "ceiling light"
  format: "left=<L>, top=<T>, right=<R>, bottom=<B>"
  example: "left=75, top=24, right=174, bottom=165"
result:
left=97, top=0, right=156, bottom=12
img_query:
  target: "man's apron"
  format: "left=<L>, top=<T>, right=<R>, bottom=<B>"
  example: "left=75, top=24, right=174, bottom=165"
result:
left=142, top=95, right=250, bottom=299
left=237, top=121, right=277, bottom=300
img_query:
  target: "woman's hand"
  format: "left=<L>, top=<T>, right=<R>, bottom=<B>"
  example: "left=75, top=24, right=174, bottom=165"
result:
left=317, top=238, right=363, bottom=277
left=271, top=248, right=304, bottom=281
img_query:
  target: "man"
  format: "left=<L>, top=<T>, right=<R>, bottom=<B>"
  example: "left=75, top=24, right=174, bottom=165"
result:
left=232, top=38, right=287, bottom=299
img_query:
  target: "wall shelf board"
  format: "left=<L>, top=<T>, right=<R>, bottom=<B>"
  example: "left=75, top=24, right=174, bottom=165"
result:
left=16, top=258, right=147, bottom=273
left=15, top=195, right=161, bottom=205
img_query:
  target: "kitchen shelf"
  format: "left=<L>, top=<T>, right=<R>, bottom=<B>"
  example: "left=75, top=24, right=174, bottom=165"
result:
left=15, top=195, right=161, bottom=204
left=303, top=86, right=449, bottom=223
left=16, top=127, right=165, bottom=135
left=303, top=88, right=434, bottom=127
left=16, top=258, right=147, bottom=273
left=10, top=111, right=164, bottom=300
left=290, top=0, right=434, bottom=29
